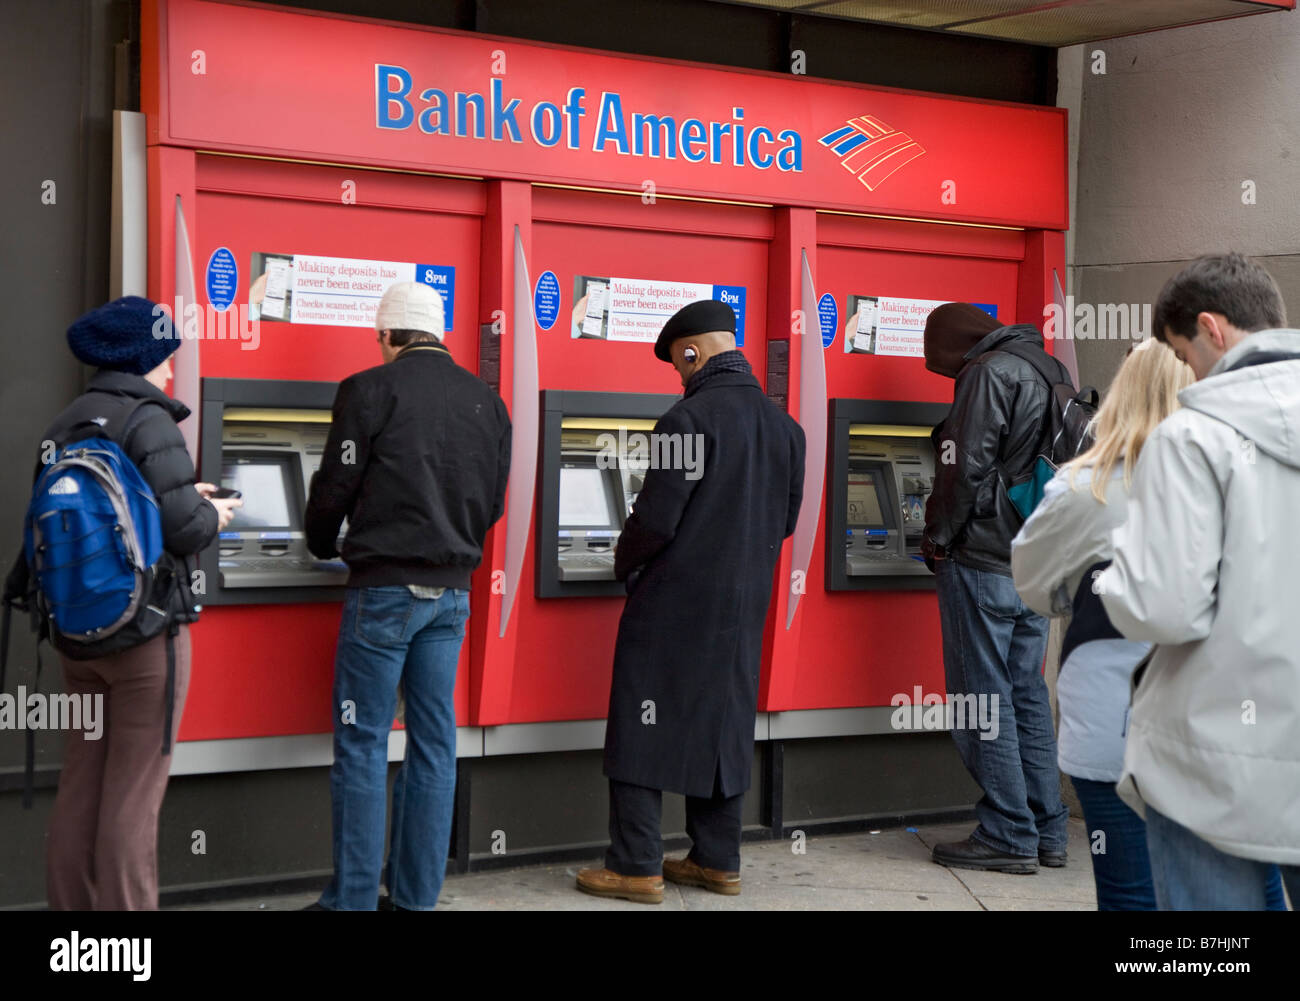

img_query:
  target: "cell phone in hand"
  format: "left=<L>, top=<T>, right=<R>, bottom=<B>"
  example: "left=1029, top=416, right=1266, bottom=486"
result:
left=210, top=487, right=242, bottom=500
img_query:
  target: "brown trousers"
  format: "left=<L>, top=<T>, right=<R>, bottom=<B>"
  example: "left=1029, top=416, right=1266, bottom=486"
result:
left=46, top=625, right=191, bottom=910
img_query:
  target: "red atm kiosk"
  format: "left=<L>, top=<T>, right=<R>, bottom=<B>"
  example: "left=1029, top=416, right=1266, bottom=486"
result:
left=141, top=0, right=1066, bottom=778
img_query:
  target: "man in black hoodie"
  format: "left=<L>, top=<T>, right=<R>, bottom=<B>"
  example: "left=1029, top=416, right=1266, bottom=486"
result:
left=921, top=303, right=1069, bottom=875
left=304, top=281, right=510, bottom=911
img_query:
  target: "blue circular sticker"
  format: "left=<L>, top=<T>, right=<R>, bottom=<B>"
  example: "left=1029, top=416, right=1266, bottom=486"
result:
left=206, top=247, right=238, bottom=313
left=534, top=270, right=560, bottom=331
left=818, top=292, right=838, bottom=349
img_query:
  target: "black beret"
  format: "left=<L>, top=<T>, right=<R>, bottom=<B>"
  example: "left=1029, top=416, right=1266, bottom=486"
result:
left=654, top=299, right=736, bottom=362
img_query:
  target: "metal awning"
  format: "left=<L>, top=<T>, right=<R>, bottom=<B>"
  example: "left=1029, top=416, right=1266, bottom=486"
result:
left=716, top=0, right=1293, bottom=47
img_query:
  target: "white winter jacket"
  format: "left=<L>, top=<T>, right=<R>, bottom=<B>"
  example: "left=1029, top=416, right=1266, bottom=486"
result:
left=1098, top=329, right=1300, bottom=865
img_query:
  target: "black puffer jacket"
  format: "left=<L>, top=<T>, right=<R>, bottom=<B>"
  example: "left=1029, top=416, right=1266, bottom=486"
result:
left=16, top=369, right=218, bottom=620
left=923, top=325, right=1065, bottom=575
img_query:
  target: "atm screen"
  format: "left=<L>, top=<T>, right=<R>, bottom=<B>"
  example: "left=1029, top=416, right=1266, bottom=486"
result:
left=221, top=455, right=299, bottom=532
left=560, top=464, right=620, bottom=530
left=846, top=470, right=889, bottom=528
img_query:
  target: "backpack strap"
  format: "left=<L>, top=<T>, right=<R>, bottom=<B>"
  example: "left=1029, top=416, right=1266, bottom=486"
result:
left=56, top=393, right=161, bottom=455
left=0, top=596, right=11, bottom=700
left=162, top=620, right=178, bottom=756
left=997, top=339, right=1072, bottom=390
left=21, top=640, right=43, bottom=810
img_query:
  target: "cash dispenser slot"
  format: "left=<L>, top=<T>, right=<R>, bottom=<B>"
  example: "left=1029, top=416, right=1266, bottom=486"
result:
left=826, top=400, right=950, bottom=592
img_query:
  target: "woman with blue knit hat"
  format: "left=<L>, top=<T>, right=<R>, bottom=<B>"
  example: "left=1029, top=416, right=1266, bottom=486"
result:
left=10, top=296, right=241, bottom=910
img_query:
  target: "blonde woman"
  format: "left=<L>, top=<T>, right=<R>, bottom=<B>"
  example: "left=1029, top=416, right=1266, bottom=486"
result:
left=1011, top=339, right=1186, bottom=909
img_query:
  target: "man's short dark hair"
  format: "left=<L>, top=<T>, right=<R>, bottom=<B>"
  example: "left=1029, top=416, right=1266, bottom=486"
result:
left=385, top=328, right=437, bottom=348
left=1153, top=253, right=1285, bottom=343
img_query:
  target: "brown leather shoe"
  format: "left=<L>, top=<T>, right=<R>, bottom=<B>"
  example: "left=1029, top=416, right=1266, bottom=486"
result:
left=575, top=867, right=664, bottom=904
left=662, top=856, right=742, bottom=896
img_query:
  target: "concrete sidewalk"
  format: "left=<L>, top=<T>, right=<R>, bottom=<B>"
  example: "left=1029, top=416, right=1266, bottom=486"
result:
left=178, top=817, right=1097, bottom=911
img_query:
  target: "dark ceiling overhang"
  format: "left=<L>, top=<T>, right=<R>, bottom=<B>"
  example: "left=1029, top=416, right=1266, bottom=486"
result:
left=714, top=0, right=1293, bottom=47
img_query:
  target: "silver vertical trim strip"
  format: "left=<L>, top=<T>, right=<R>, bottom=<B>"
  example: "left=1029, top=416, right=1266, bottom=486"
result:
left=787, top=248, right=827, bottom=628
left=173, top=196, right=201, bottom=464
left=499, top=225, right=539, bottom=637
left=111, top=110, right=147, bottom=298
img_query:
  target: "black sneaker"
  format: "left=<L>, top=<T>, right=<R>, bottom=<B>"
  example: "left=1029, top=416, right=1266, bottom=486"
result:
left=1038, top=848, right=1067, bottom=868
left=932, top=836, right=1038, bottom=874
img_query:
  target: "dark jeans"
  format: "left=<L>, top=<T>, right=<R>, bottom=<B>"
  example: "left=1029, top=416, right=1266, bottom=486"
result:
left=1073, top=778, right=1290, bottom=910
left=935, top=558, right=1068, bottom=857
left=1146, top=805, right=1300, bottom=910
left=606, top=773, right=744, bottom=877
left=1071, top=776, right=1156, bottom=910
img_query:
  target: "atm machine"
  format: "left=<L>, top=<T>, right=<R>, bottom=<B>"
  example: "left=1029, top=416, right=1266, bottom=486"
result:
left=555, top=452, right=628, bottom=582
left=826, top=398, right=950, bottom=591
left=198, top=377, right=350, bottom=603
left=536, top=390, right=676, bottom=598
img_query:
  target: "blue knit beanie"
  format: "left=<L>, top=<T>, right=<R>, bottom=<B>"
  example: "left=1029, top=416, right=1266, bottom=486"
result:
left=66, top=296, right=180, bottom=376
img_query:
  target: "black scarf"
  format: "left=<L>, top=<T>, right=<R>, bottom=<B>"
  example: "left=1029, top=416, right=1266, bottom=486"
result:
left=684, top=350, right=753, bottom=398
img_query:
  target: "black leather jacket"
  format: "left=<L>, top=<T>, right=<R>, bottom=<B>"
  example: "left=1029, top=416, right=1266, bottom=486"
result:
left=923, top=325, right=1065, bottom=576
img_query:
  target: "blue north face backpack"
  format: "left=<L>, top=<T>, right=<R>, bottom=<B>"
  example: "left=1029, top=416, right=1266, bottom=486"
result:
left=24, top=431, right=164, bottom=644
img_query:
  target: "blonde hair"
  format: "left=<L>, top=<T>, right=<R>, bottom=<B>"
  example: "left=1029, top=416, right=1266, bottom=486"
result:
left=1066, top=338, right=1195, bottom=503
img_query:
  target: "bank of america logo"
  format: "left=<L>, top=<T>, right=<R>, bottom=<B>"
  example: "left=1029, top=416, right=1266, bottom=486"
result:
left=818, top=116, right=925, bottom=191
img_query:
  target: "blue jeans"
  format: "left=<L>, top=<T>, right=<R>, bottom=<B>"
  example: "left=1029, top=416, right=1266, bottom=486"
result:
left=935, top=559, right=1067, bottom=857
left=1071, top=777, right=1156, bottom=910
left=1146, top=805, right=1300, bottom=910
left=318, top=586, right=468, bottom=911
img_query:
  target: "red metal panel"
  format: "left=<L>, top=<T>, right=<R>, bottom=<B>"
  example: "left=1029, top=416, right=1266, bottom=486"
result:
left=174, top=157, right=483, bottom=739
left=468, top=180, right=533, bottom=726
left=762, top=216, right=1024, bottom=711
left=143, top=0, right=1069, bottom=229
left=486, top=192, right=773, bottom=724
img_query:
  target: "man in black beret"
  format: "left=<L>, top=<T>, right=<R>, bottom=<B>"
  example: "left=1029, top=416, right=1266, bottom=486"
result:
left=576, top=299, right=806, bottom=904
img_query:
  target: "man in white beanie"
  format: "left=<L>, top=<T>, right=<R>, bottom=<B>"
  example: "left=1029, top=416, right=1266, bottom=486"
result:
left=304, top=281, right=511, bottom=910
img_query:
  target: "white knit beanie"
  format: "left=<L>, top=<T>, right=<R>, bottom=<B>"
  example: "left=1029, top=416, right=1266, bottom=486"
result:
left=375, top=281, right=445, bottom=340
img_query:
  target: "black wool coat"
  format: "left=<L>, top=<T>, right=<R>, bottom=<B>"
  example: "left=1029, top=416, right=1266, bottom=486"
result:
left=604, top=355, right=805, bottom=799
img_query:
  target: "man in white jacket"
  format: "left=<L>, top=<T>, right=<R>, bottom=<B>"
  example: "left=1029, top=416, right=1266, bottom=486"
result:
left=1097, top=253, right=1300, bottom=909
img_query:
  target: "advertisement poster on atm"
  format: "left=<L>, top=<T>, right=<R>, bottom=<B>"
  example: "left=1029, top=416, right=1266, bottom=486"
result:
left=247, top=251, right=456, bottom=330
left=571, top=274, right=746, bottom=346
